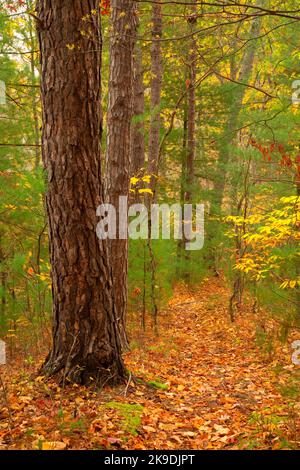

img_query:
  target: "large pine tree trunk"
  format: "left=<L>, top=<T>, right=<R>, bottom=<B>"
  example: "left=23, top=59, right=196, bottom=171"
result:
left=105, top=0, right=137, bottom=349
left=37, top=1, right=126, bottom=385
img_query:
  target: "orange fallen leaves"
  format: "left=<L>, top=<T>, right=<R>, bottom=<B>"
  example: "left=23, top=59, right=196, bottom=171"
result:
left=0, top=277, right=299, bottom=450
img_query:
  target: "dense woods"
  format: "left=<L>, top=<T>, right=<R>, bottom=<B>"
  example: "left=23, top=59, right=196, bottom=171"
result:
left=0, top=0, right=299, bottom=453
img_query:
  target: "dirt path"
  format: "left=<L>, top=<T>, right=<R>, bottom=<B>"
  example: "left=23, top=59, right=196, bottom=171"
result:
left=0, top=278, right=299, bottom=450
left=124, top=277, right=299, bottom=449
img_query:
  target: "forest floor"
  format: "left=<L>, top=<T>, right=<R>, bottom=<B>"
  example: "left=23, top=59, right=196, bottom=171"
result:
left=0, top=277, right=299, bottom=450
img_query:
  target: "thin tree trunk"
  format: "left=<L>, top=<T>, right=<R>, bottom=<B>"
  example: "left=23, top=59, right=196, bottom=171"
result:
left=145, top=3, right=162, bottom=328
left=229, top=156, right=251, bottom=321
left=210, top=1, right=264, bottom=271
left=295, top=170, right=300, bottom=317
left=148, top=3, right=162, bottom=190
left=27, top=1, right=40, bottom=172
left=37, top=0, right=126, bottom=385
left=142, top=241, right=146, bottom=331
left=185, top=10, right=197, bottom=206
left=0, top=237, right=6, bottom=324
left=105, top=0, right=137, bottom=349
left=176, top=96, right=188, bottom=276
left=213, top=0, right=264, bottom=215
left=131, top=45, right=145, bottom=178
left=182, top=5, right=197, bottom=281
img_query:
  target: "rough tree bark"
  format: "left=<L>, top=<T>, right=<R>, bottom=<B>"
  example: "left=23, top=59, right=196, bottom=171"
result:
left=37, top=0, right=126, bottom=385
left=105, top=0, right=137, bottom=349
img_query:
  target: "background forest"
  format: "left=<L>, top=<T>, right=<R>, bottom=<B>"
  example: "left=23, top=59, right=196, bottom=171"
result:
left=0, top=0, right=299, bottom=451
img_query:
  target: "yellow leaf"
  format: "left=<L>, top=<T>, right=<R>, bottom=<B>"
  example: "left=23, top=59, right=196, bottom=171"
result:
left=142, top=175, right=151, bottom=183
left=35, top=376, right=45, bottom=383
left=139, top=188, right=153, bottom=195
left=280, top=281, right=289, bottom=289
left=42, top=441, right=67, bottom=450
left=130, top=177, right=139, bottom=186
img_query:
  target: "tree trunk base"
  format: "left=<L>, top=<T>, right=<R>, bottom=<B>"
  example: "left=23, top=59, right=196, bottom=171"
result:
left=41, top=352, right=127, bottom=387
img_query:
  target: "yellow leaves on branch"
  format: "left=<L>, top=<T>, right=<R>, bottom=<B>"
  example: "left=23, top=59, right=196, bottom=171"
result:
left=280, top=279, right=300, bottom=290
left=130, top=175, right=153, bottom=186
left=226, top=195, right=300, bottom=282
left=138, top=188, right=153, bottom=195
left=24, top=259, right=51, bottom=288
left=130, top=174, right=155, bottom=195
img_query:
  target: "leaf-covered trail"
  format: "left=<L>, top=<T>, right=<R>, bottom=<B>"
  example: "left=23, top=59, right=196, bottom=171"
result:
left=126, top=277, right=298, bottom=449
left=0, top=277, right=299, bottom=450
